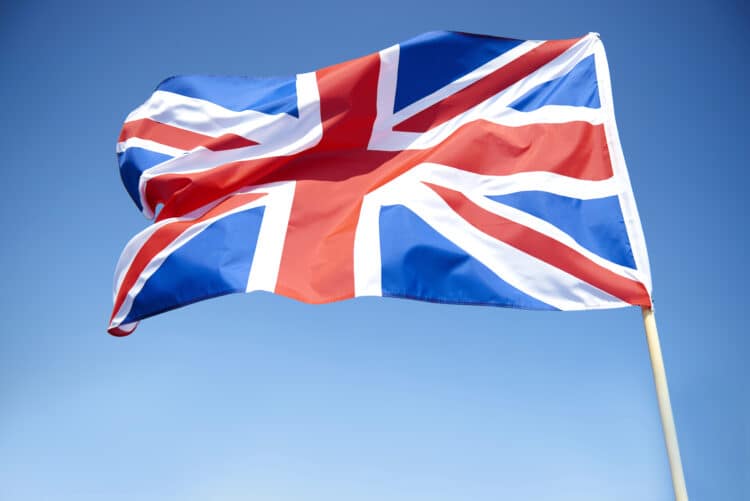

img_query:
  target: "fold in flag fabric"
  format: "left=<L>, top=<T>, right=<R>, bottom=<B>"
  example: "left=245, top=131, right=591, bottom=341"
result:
left=110, top=31, right=652, bottom=336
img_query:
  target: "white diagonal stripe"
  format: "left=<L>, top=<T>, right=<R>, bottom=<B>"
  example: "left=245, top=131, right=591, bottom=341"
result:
left=116, top=137, right=185, bottom=157
left=110, top=181, right=294, bottom=330
left=135, top=73, right=321, bottom=218
left=390, top=40, right=543, bottom=124
left=125, top=89, right=298, bottom=142
left=370, top=33, right=600, bottom=151
left=355, top=175, right=627, bottom=309
left=355, top=161, right=647, bottom=300
left=402, top=163, right=643, bottom=281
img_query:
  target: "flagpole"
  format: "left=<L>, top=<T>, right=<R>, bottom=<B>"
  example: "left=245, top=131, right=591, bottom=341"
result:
left=641, top=306, right=688, bottom=500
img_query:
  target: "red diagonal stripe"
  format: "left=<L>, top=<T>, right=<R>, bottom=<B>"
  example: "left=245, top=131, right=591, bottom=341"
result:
left=424, top=183, right=651, bottom=307
left=119, top=118, right=214, bottom=150
left=394, top=38, right=582, bottom=133
left=119, top=118, right=257, bottom=152
left=110, top=191, right=266, bottom=327
left=205, top=133, right=258, bottom=151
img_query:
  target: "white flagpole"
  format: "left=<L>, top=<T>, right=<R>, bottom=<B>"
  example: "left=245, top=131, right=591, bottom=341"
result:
left=641, top=306, right=688, bottom=500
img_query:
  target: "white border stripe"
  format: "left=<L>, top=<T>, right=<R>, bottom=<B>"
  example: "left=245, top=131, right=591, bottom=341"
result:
left=592, top=37, right=652, bottom=293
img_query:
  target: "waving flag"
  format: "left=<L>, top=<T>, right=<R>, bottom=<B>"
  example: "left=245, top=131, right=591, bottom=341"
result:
left=109, top=31, right=652, bottom=336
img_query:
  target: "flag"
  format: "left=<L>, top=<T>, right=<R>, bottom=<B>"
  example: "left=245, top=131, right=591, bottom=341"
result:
left=109, top=31, right=652, bottom=336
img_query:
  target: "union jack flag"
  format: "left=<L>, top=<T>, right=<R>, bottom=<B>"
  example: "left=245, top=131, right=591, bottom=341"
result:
left=109, top=31, right=652, bottom=336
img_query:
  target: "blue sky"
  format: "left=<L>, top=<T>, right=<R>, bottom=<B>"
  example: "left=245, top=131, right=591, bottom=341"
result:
left=0, top=1, right=747, bottom=500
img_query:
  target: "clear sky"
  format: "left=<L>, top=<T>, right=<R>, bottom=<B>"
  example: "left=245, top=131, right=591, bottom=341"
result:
left=0, top=1, right=747, bottom=500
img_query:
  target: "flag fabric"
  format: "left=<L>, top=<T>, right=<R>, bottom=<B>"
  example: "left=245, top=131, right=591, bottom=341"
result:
left=109, top=31, right=652, bottom=336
